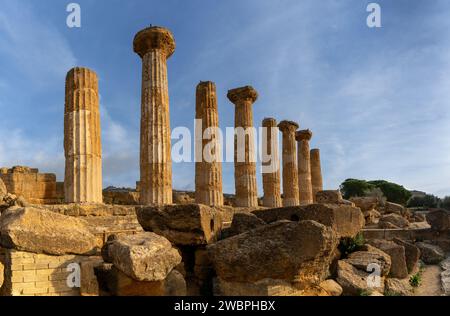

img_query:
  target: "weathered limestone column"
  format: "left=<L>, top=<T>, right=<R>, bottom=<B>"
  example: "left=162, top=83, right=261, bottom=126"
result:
left=278, top=120, right=300, bottom=206
left=261, top=118, right=282, bottom=207
left=227, top=86, right=258, bottom=207
left=195, top=81, right=224, bottom=206
left=133, top=26, right=175, bottom=205
left=310, top=148, right=324, bottom=202
left=64, top=67, right=102, bottom=203
left=296, top=129, right=313, bottom=205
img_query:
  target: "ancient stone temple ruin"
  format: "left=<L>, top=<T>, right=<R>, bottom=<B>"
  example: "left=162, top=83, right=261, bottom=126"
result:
left=227, top=86, right=259, bottom=208
left=1, top=24, right=449, bottom=298
left=278, top=120, right=300, bottom=207
left=134, top=26, right=175, bottom=205
left=195, top=81, right=224, bottom=206
left=310, top=149, right=323, bottom=203
left=64, top=67, right=103, bottom=203
left=0, top=167, right=63, bottom=205
left=261, top=118, right=282, bottom=208
left=296, top=129, right=314, bottom=205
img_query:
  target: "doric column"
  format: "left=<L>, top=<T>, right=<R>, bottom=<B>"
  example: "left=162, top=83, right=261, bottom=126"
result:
left=133, top=26, right=175, bottom=205
left=64, top=67, right=102, bottom=203
left=227, top=86, right=258, bottom=207
left=195, top=81, right=223, bottom=206
left=296, top=129, right=313, bottom=205
left=278, top=120, right=300, bottom=206
left=261, top=118, right=282, bottom=208
left=310, top=148, right=323, bottom=202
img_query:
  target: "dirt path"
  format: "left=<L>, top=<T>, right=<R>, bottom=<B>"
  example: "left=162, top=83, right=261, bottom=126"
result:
left=414, top=265, right=443, bottom=296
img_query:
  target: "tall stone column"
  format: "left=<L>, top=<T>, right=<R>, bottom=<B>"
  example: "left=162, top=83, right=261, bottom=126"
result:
left=195, top=81, right=224, bottom=206
left=278, top=120, right=300, bottom=206
left=261, top=118, right=282, bottom=208
left=227, top=86, right=258, bottom=207
left=64, top=67, right=102, bottom=203
left=133, top=26, right=175, bottom=205
left=310, top=148, right=323, bottom=202
left=296, top=129, right=313, bottom=205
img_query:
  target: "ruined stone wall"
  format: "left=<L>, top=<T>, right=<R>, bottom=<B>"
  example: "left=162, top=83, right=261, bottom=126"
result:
left=0, top=249, right=98, bottom=296
left=0, top=167, right=63, bottom=204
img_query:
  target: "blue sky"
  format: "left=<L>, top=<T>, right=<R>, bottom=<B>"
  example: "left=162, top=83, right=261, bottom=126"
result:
left=1, top=0, right=450, bottom=196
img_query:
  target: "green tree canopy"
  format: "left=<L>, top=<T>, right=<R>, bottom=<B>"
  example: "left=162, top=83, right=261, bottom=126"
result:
left=367, top=180, right=412, bottom=205
left=441, top=196, right=450, bottom=210
left=407, top=194, right=440, bottom=208
left=339, top=179, right=375, bottom=199
left=340, top=179, right=412, bottom=206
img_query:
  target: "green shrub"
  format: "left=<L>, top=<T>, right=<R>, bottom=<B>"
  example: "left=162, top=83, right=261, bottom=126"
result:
left=338, top=233, right=365, bottom=258
left=409, top=273, right=422, bottom=288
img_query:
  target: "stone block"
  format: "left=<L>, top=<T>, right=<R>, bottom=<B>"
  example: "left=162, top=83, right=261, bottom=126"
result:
left=136, top=204, right=222, bottom=245
left=253, top=203, right=364, bottom=238
left=208, top=220, right=338, bottom=288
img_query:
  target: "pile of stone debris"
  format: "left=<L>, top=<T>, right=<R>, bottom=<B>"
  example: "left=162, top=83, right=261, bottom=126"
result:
left=350, top=195, right=428, bottom=230
left=1, top=184, right=449, bottom=296
left=0, top=178, right=28, bottom=214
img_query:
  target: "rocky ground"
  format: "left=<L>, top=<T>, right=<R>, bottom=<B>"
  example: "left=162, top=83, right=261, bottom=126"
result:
left=2, top=179, right=450, bottom=296
left=414, top=265, right=443, bottom=296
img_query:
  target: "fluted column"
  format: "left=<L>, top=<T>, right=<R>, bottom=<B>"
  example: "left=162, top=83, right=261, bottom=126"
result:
left=64, top=67, right=102, bottom=203
left=227, top=86, right=258, bottom=207
left=296, top=129, right=313, bottom=205
left=195, top=81, right=223, bottom=206
left=261, top=118, right=282, bottom=207
left=278, top=120, right=300, bottom=206
left=133, top=26, right=175, bottom=205
left=310, top=148, right=323, bottom=202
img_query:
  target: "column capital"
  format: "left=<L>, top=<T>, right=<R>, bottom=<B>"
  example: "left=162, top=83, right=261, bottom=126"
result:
left=65, top=67, right=98, bottom=90
left=296, top=129, right=313, bottom=141
left=278, top=120, right=299, bottom=133
left=262, top=117, right=277, bottom=127
left=133, top=26, right=176, bottom=59
left=227, top=86, right=258, bottom=104
left=197, top=81, right=216, bottom=91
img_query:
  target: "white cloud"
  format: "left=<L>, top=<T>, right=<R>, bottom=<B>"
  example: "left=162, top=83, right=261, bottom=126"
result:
left=100, top=104, right=139, bottom=188
left=0, top=127, right=64, bottom=180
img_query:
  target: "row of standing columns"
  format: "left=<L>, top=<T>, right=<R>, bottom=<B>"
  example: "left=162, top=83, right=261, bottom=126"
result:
left=62, top=25, right=323, bottom=207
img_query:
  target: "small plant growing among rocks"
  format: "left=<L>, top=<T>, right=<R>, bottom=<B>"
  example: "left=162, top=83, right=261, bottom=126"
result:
left=338, top=232, right=365, bottom=258
left=409, top=272, right=423, bottom=288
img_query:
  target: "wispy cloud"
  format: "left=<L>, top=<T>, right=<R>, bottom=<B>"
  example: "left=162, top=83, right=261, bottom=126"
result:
left=100, top=104, right=139, bottom=188
left=0, top=127, right=64, bottom=179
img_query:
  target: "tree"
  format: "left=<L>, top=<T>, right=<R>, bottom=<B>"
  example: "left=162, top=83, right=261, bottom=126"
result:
left=441, top=196, right=450, bottom=210
left=339, top=179, right=412, bottom=206
left=407, top=194, right=440, bottom=208
left=367, top=180, right=412, bottom=206
left=339, top=179, right=375, bottom=200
